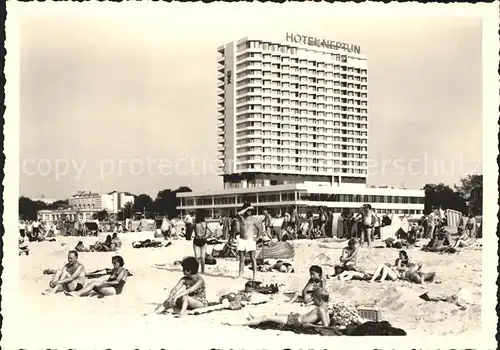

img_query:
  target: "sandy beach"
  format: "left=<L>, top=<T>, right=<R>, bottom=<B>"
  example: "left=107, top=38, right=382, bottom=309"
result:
left=17, top=232, right=482, bottom=347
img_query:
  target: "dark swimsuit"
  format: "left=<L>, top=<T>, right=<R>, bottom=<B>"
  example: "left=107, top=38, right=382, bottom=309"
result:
left=107, top=268, right=126, bottom=294
left=193, top=223, right=208, bottom=247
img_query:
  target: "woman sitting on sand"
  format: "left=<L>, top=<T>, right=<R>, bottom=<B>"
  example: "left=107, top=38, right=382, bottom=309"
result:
left=335, top=238, right=359, bottom=272
left=370, top=251, right=436, bottom=284
left=93, top=235, right=114, bottom=252
left=75, top=241, right=90, bottom=252
left=452, top=230, right=472, bottom=249
left=152, top=257, right=208, bottom=317
left=224, top=288, right=330, bottom=328
left=66, top=255, right=128, bottom=297
left=111, top=233, right=122, bottom=250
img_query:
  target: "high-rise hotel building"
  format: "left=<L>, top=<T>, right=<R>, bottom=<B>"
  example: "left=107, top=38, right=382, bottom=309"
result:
left=217, top=33, right=368, bottom=189
left=177, top=34, right=424, bottom=217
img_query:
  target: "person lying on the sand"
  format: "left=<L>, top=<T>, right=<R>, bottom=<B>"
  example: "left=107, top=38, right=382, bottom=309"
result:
left=334, top=269, right=372, bottom=281
left=75, top=241, right=90, bottom=252
left=66, top=255, right=128, bottom=297
left=287, top=265, right=326, bottom=305
left=43, top=250, right=86, bottom=295
left=254, top=260, right=294, bottom=273
left=370, top=258, right=436, bottom=284
left=152, top=257, right=208, bottom=317
left=225, top=288, right=330, bottom=328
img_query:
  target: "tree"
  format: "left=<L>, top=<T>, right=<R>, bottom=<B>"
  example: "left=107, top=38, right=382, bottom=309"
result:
left=132, top=194, right=155, bottom=217
left=19, top=197, right=47, bottom=220
left=117, top=202, right=133, bottom=220
left=45, top=200, right=70, bottom=210
left=92, top=209, right=110, bottom=221
left=455, top=174, right=483, bottom=215
left=422, top=183, right=467, bottom=214
left=154, top=186, right=192, bottom=218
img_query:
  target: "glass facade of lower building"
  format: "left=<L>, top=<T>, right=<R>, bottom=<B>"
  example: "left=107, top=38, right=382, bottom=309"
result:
left=177, top=187, right=425, bottom=217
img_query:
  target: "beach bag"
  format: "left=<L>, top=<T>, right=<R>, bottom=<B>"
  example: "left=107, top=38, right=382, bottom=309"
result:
left=204, top=255, right=217, bottom=265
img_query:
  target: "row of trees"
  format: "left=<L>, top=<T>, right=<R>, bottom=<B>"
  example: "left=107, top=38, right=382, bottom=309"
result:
left=18, top=174, right=483, bottom=221
left=18, top=186, right=193, bottom=221
left=423, top=174, right=483, bottom=215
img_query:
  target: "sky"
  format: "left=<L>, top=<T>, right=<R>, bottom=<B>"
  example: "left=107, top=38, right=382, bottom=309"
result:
left=18, top=4, right=483, bottom=199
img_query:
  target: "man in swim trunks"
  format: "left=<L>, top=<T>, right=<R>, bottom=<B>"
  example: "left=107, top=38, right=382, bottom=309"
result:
left=237, top=202, right=262, bottom=280
left=43, top=250, right=86, bottom=295
left=360, top=204, right=376, bottom=247
left=225, top=288, right=330, bottom=327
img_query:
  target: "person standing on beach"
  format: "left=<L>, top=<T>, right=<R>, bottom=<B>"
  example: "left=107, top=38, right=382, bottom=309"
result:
left=237, top=202, right=261, bottom=280
left=43, top=250, right=86, bottom=295
left=291, top=207, right=299, bottom=236
left=193, top=210, right=212, bottom=274
left=184, top=212, right=194, bottom=241
left=361, top=204, right=376, bottom=247
left=262, top=209, right=273, bottom=238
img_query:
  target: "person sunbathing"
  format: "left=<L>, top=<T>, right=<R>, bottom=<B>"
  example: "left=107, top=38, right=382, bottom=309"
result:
left=66, top=255, right=128, bottom=297
left=111, top=233, right=122, bottom=250
left=152, top=257, right=208, bottom=317
left=225, top=288, right=330, bottom=328
left=335, top=238, right=359, bottom=272
left=395, top=250, right=410, bottom=268
left=75, top=241, right=90, bottom=252
left=287, top=265, right=326, bottom=305
left=452, top=231, right=472, bottom=249
left=92, top=235, right=114, bottom=252
left=335, top=269, right=372, bottom=281
left=370, top=252, right=436, bottom=284
left=42, top=250, right=86, bottom=295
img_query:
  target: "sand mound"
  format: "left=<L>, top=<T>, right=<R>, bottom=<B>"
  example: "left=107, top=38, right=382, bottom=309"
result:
left=376, top=286, right=425, bottom=312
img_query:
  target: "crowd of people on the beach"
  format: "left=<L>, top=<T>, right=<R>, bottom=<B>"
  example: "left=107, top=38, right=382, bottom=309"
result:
left=22, top=201, right=481, bottom=332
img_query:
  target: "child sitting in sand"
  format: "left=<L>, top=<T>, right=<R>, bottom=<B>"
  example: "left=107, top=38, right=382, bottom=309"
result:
left=287, top=265, right=326, bottom=305
left=153, top=257, right=208, bottom=317
left=335, top=238, right=359, bottom=273
left=225, top=288, right=330, bottom=328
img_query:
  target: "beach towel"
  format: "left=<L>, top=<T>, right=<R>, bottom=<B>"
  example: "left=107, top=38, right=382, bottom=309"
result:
left=249, top=322, right=345, bottom=336
left=186, top=294, right=270, bottom=315
left=132, top=240, right=171, bottom=249
left=256, top=241, right=295, bottom=260
left=347, top=321, right=407, bottom=336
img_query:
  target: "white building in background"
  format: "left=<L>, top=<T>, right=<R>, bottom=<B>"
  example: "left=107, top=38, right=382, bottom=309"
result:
left=31, top=195, right=57, bottom=204
left=37, top=208, right=96, bottom=222
left=101, top=191, right=135, bottom=214
left=68, top=191, right=134, bottom=214
left=217, top=33, right=368, bottom=189
left=177, top=33, right=424, bottom=217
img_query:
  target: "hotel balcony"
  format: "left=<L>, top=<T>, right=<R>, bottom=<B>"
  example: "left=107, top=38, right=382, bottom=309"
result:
left=217, top=97, right=225, bottom=105
left=217, top=64, right=225, bottom=73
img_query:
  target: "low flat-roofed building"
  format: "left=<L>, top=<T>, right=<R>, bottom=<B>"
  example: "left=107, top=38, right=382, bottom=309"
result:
left=176, top=183, right=424, bottom=217
left=37, top=208, right=98, bottom=222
